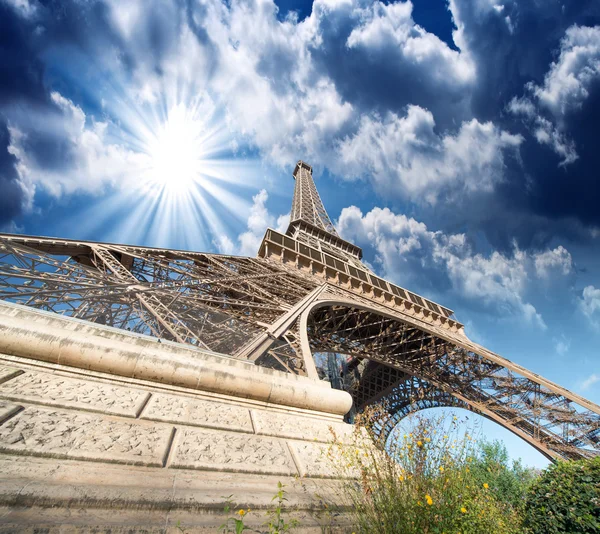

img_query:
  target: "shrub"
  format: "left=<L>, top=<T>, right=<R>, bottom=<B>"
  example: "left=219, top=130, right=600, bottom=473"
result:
left=469, top=439, right=538, bottom=508
left=523, top=456, right=600, bottom=534
left=333, top=409, right=526, bottom=534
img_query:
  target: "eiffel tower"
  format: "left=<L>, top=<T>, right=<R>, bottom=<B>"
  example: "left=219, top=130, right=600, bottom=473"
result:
left=0, top=160, right=598, bottom=462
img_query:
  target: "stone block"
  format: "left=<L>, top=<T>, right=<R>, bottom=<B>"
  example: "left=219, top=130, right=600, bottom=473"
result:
left=0, top=406, right=173, bottom=467
left=289, top=441, right=359, bottom=479
left=251, top=410, right=353, bottom=443
left=0, top=371, right=150, bottom=417
left=171, top=427, right=297, bottom=476
left=0, top=366, right=22, bottom=385
left=142, top=393, right=252, bottom=432
left=0, top=400, right=20, bottom=424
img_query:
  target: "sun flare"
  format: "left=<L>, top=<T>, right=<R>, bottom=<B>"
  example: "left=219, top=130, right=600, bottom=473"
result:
left=148, top=105, right=207, bottom=192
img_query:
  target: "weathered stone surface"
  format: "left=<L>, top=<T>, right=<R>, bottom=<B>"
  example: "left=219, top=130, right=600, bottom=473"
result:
left=0, top=372, right=150, bottom=417
left=252, top=410, right=352, bottom=443
left=0, top=304, right=353, bottom=416
left=0, top=400, right=20, bottom=424
left=142, top=393, right=252, bottom=432
left=171, top=427, right=297, bottom=475
left=289, top=441, right=357, bottom=479
left=0, top=366, right=22, bottom=385
left=0, top=406, right=173, bottom=467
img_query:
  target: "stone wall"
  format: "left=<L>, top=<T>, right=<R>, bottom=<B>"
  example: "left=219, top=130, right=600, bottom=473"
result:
left=0, top=303, right=358, bottom=532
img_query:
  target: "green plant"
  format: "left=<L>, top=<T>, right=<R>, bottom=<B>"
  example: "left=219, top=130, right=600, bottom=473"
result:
left=264, top=482, right=299, bottom=534
left=523, top=456, right=600, bottom=534
left=469, top=439, right=538, bottom=508
left=219, top=494, right=252, bottom=534
left=332, top=408, right=527, bottom=534
left=218, top=484, right=300, bottom=534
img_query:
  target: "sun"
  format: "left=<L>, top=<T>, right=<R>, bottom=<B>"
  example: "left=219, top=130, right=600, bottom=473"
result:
left=148, top=104, right=207, bottom=192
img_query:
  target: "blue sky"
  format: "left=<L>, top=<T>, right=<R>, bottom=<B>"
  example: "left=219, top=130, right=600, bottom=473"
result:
left=1, top=0, right=600, bottom=468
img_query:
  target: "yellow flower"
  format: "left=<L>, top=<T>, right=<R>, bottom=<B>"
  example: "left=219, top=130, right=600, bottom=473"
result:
left=439, top=466, right=444, bottom=473
left=417, top=440, right=423, bottom=447
left=453, top=416, right=458, bottom=421
left=399, top=475, right=404, bottom=481
left=238, top=509, right=246, bottom=517
left=483, top=483, right=489, bottom=489
left=425, top=494, right=433, bottom=506
left=460, top=507, right=467, bottom=514
left=443, top=435, right=448, bottom=439
left=425, top=437, right=431, bottom=442
left=465, top=467, right=470, bottom=473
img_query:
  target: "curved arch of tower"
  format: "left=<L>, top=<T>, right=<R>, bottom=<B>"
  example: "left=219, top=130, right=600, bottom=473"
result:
left=0, top=160, right=598, bottom=464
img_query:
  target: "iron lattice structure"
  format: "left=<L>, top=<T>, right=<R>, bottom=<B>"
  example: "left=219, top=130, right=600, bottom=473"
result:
left=0, top=160, right=599, bottom=461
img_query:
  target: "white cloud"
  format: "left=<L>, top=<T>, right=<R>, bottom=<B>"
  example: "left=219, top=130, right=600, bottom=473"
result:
left=8, top=92, right=147, bottom=197
left=346, top=1, right=475, bottom=87
left=2, top=0, right=37, bottom=18
left=580, top=285, right=600, bottom=327
left=336, top=106, right=522, bottom=203
left=123, top=0, right=495, bottom=203
left=215, top=189, right=289, bottom=257
left=3, top=0, right=521, bottom=216
left=238, top=189, right=273, bottom=256
left=201, top=0, right=356, bottom=167
left=214, top=234, right=236, bottom=256
left=534, top=245, right=573, bottom=279
left=553, top=334, right=571, bottom=356
left=508, top=97, right=579, bottom=165
left=533, top=25, right=600, bottom=118
left=509, top=25, right=600, bottom=165
left=581, top=373, right=599, bottom=391
left=337, top=206, right=575, bottom=328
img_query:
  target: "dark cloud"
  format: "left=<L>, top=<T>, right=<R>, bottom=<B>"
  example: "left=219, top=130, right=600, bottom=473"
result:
left=0, top=3, right=46, bottom=103
left=0, top=121, right=27, bottom=227
left=309, top=2, right=472, bottom=129
left=16, top=128, right=77, bottom=172
left=524, top=79, right=600, bottom=227
left=399, top=0, right=600, bottom=251
left=35, top=0, right=136, bottom=71
left=453, top=0, right=600, bottom=120
left=0, top=3, right=46, bottom=225
left=274, top=0, right=312, bottom=21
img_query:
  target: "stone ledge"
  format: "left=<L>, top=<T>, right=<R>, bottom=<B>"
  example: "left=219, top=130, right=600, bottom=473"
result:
left=0, top=455, right=352, bottom=532
left=0, top=508, right=352, bottom=533
left=0, top=301, right=352, bottom=416
left=0, top=353, right=344, bottom=422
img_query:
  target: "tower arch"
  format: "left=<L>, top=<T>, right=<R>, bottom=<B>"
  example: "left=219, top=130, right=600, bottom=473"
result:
left=298, top=296, right=600, bottom=461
